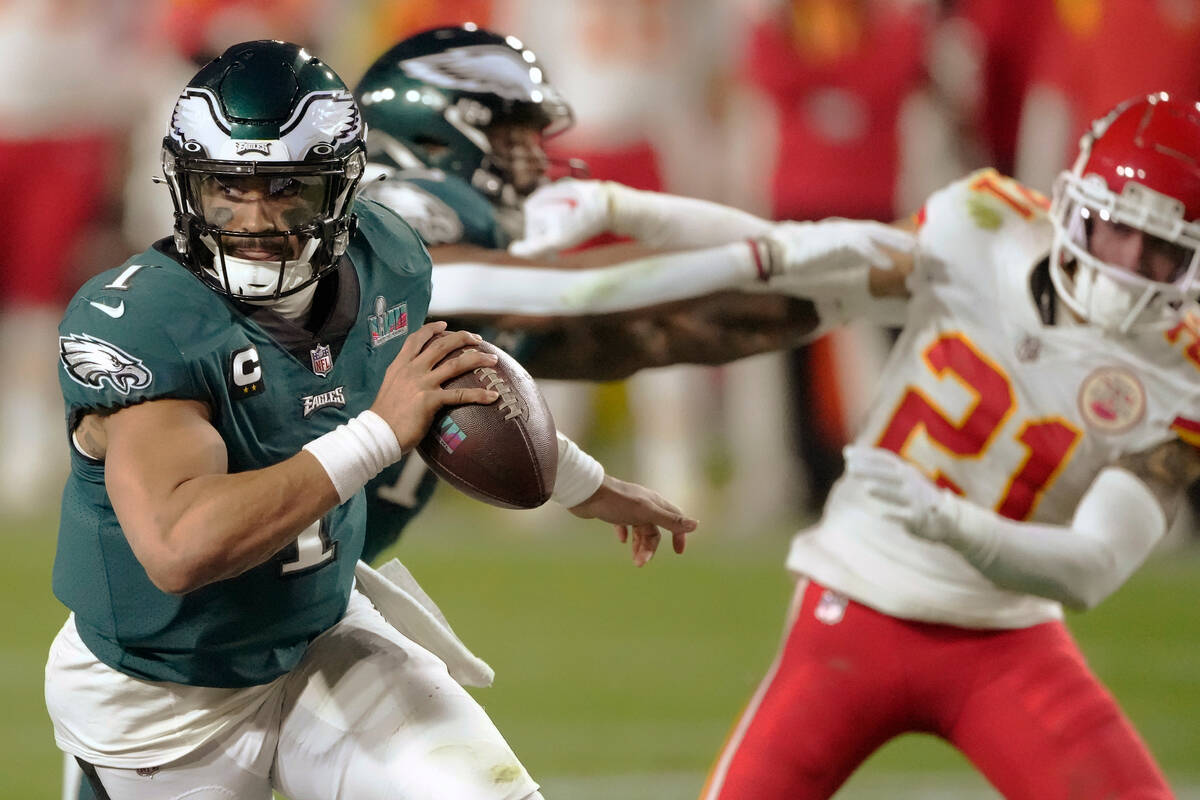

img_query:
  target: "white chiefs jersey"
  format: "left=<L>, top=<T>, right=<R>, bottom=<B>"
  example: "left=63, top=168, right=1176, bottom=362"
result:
left=788, top=169, right=1200, bottom=628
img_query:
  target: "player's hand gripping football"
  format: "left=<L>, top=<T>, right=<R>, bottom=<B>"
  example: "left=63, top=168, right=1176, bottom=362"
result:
left=509, top=179, right=614, bottom=259
left=843, top=445, right=954, bottom=542
left=370, top=321, right=500, bottom=452
left=567, top=475, right=698, bottom=567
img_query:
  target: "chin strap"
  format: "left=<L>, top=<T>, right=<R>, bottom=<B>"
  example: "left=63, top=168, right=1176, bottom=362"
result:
left=244, top=280, right=319, bottom=321
left=202, top=235, right=321, bottom=297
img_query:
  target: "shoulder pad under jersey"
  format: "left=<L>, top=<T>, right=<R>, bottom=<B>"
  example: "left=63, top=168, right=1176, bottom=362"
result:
left=911, top=169, right=1052, bottom=297
left=918, top=169, right=1050, bottom=236
left=361, top=165, right=507, bottom=249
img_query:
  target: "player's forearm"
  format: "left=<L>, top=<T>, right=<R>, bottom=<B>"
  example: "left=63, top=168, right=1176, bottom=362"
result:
left=929, top=468, right=1166, bottom=610
left=549, top=432, right=605, bottom=507
left=646, top=296, right=818, bottom=368
left=135, top=453, right=341, bottom=593
left=516, top=295, right=816, bottom=380
left=428, top=241, right=767, bottom=317
left=134, top=411, right=401, bottom=594
left=608, top=184, right=776, bottom=248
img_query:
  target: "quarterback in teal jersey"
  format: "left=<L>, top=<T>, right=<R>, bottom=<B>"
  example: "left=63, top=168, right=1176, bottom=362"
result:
left=47, top=40, right=695, bottom=800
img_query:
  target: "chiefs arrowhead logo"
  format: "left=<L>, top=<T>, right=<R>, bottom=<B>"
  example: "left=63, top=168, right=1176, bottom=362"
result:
left=1077, top=366, right=1145, bottom=434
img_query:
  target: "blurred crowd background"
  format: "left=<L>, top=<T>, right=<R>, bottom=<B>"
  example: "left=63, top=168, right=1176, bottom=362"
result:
left=5, top=0, right=1200, bottom=541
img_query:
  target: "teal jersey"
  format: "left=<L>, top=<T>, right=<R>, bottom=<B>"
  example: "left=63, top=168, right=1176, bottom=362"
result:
left=360, top=455, right=440, bottom=563
left=364, top=167, right=512, bottom=250
left=54, top=199, right=432, bottom=688
left=357, top=167, right=549, bottom=563
left=360, top=167, right=546, bottom=368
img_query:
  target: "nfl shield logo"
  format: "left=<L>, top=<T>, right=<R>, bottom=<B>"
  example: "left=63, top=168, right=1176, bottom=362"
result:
left=310, top=343, right=333, bottom=377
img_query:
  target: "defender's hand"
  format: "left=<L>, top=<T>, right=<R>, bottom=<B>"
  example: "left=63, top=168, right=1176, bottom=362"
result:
left=759, top=220, right=917, bottom=279
left=510, top=179, right=614, bottom=259
left=843, top=445, right=948, bottom=541
left=568, top=474, right=697, bottom=566
left=370, top=322, right=500, bottom=451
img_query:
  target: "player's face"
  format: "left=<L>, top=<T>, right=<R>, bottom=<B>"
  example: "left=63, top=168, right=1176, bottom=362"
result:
left=193, top=174, right=327, bottom=261
left=1088, top=217, right=1191, bottom=284
left=486, top=122, right=548, bottom=196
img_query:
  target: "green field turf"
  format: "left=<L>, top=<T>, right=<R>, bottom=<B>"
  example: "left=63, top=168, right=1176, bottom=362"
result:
left=5, top=495, right=1198, bottom=799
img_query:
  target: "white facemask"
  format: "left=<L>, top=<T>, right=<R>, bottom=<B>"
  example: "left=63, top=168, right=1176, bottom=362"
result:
left=201, top=236, right=322, bottom=320
left=1048, top=172, right=1198, bottom=333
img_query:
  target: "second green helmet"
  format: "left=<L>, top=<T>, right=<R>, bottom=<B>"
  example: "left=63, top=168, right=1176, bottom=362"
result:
left=355, top=25, right=573, bottom=201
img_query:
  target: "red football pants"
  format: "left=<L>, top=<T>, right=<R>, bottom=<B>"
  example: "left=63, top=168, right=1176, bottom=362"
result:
left=701, top=580, right=1173, bottom=800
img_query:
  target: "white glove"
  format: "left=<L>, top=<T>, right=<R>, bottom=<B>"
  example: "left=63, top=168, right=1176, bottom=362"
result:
left=760, top=220, right=917, bottom=278
left=843, top=445, right=952, bottom=541
left=510, top=179, right=615, bottom=259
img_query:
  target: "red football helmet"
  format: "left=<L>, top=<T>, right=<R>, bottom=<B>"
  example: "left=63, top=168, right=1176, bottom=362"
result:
left=1050, top=92, right=1200, bottom=333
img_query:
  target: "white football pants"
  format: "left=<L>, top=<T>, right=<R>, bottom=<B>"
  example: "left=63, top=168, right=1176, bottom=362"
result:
left=71, top=595, right=541, bottom=800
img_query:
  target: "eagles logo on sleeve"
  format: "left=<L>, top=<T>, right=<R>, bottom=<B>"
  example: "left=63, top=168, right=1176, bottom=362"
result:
left=59, top=333, right=153, bottom=395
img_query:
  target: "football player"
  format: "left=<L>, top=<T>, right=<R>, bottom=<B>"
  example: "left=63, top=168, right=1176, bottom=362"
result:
left=516, top=92, right=1200, bottom=797
left=352, top=24, right=916, bottom=563
left=694, top=94, right=1199, bottom=797
left=46, top=40, right=700, bottom=800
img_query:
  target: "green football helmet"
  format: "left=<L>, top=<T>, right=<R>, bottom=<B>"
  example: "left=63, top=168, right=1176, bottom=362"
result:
left=162, top=40, right=367, bottom=302
left=355, top=24, right=574, bottom=203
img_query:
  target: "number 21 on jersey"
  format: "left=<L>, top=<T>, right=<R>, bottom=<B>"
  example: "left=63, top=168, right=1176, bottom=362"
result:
left=875, top=332, right=1082, bottom=520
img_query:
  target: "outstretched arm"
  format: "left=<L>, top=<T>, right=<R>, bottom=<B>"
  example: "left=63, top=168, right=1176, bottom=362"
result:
left=426, top=220, right=912, bottom=381
left=468, top=291, right=819, bottom=381
left=549, top=431, right=696, bottom=565
left=509, top=179, right=777, bottom=258
left=845, top=441, right=1200, bottom=611
left=431, top=219, right=915, bottom=319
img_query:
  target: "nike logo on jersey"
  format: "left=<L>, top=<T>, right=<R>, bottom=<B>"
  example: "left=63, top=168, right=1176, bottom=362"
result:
left=89, top=300, right=125, bottom=319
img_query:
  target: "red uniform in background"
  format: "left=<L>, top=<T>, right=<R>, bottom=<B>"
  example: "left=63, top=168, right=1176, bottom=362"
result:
left=1031, top=0, right=1200, bottom=165
left=739, top=0, right=932, bottom=510
left=540, top=0, right=670, bottom=193
left=742, top=1, right=929, bottom=221
left=943, top=0, right=1055, bottom=175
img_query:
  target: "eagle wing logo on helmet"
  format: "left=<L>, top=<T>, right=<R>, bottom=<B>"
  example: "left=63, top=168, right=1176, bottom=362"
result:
left=400, top=45, right=560, bottom=104
left=169, top=88, right=233, bottom=156
left=279, top=90, right=363, bottom=158
left=59, top=334, right=153, bottom=396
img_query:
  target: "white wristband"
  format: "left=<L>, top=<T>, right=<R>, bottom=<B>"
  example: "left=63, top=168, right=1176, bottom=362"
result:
left=302, top=410, right=403, bottom=504
left=550, top=431, right=605, bottom=508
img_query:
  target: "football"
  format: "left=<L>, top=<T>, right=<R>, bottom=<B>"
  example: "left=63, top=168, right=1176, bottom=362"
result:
left=417, top=338, right=558, bottom=508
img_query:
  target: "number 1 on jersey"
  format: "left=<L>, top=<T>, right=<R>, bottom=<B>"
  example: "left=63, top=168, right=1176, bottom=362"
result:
left=279, top=517, right=337, bottom=576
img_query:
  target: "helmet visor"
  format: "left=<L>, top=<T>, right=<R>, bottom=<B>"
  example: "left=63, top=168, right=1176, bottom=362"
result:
left=187, top=173, right=331, bottom=231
